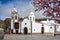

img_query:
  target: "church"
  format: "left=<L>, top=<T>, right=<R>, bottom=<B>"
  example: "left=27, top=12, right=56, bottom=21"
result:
left=11, top=8, right=60, bottom=35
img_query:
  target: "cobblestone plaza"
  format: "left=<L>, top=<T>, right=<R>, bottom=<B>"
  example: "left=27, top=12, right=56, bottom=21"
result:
left=3, top=34, right=60, bottom=40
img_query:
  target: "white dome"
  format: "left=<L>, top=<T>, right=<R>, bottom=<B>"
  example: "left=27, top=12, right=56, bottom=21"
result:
left=12, top=8, right=17, bottom=12
left=30, top=12, right=34, bottom=15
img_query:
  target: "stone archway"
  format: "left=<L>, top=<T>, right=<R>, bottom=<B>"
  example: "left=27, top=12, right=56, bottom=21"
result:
left=24, top=27, right=28, bottom=34
left=14, top=22, right=19, bottom=34
left=41, top=27, right=44, bottom=34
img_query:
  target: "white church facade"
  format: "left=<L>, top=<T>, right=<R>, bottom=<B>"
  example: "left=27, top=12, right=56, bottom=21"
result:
left=11, top=8, right=60, bottom=35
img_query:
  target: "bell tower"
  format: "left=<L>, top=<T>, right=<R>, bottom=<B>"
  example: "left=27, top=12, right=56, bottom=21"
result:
left=11, top=8, right=20, bottom=34
left=29, top=12, right=35, bottom=22
left=11, top=8, right=18, bottom=22
left=29, top=12, right=35, bottom=34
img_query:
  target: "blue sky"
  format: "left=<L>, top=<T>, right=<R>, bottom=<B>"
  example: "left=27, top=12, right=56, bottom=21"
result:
left=0, top=0, right=34, bottom=20
left=0, top=0, right=31, bottom=4
left=0, top=0, right=46, bottom=20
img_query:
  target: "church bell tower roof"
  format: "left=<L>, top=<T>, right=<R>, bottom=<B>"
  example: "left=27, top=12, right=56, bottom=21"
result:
left=30, top=12, right=34, bottom=15
left=12, top=8, right=18, bottom=12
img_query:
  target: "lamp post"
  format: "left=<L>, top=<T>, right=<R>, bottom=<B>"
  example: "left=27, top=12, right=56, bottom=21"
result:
left=31, top=21, right=32, bottom=34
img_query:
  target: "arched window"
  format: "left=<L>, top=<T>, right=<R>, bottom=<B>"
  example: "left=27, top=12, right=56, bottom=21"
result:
left=15, top=16, right=17, bottom=19
left=25, top=23, right=27, bottom=25
left=12, top=16, right=13, bottom=19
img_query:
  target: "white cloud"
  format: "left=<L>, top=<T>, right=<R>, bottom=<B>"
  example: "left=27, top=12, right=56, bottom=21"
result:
left=0, top=0, right=34, bottom=19
left=0, top=0, right=47, bottom=20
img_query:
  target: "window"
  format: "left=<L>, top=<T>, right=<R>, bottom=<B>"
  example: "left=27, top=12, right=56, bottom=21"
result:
left=12, top=16, right=13, bottom=19
left=50, top=27, right=52, bottom=29
left=34, top=29, right=35, bottom=31
left=15, top=16, right=17, bottom=19
left=25, top=23, right=27, bottom=25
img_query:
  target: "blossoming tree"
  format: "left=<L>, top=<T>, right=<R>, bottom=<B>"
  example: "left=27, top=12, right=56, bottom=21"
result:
left=33, top=0, right=60, bottom=23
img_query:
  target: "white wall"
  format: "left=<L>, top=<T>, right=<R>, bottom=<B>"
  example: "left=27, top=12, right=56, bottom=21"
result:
left=32, top=23, right=42, bottom=33
left=21, top=18, right=31, bottom=33
left=11, top=20, right=14, bottom=29
left=41, top=20, right=55, bottom=33
left=18, top=22, right=20, bottom=33
left=21, top=18, right=56, bottom=34
left=44, top=24, right=54, bottom=33
left=56, top=25, right=60, bottom=31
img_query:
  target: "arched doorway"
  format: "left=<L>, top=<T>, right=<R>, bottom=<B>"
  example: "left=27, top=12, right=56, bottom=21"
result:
left=24, top=27, right=28, bottom=34
left=14, top=22, right=19, bottom=34
left=16, top=30, right=18, bottom=34
left=41, top=27, right=44, bottom=34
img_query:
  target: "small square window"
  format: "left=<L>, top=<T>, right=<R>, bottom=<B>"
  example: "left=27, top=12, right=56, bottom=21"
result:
left=25, top=23, right=27, bottom=25
left=34, top=29, right=35, bottom=31
left=50, top=27, right=52, bottom=29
